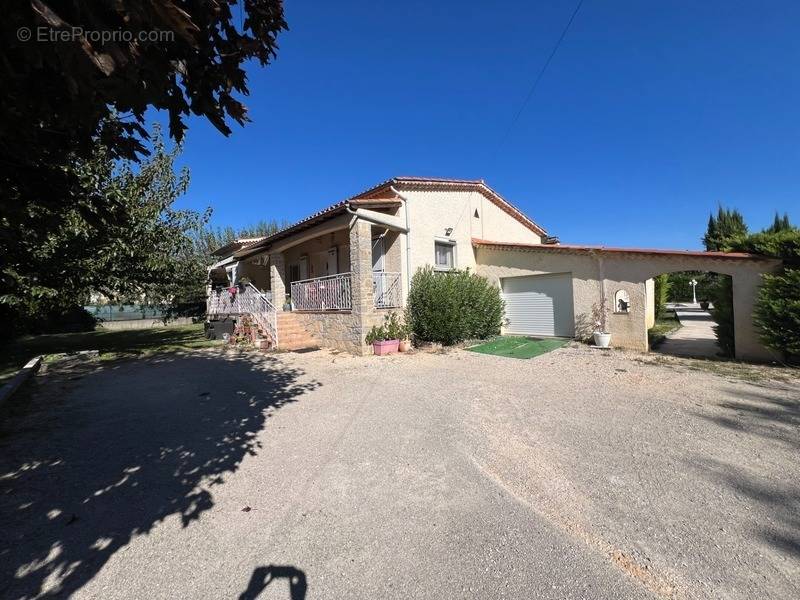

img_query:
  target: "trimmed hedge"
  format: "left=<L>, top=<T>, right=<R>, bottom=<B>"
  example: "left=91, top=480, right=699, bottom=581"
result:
left=710, top=228, right=800, bottom=362
left=754, top=268, right=800, bottom=362
left=405, top=267, right=504, bottom=345
left=653, top=274, right=670, bottom=319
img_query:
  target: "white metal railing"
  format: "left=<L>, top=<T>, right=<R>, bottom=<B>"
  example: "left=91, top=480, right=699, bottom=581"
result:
left=373, top=272, right=402, bottom=308
left=207, top=283, right=278, bottom=347
left=291, top=272, right=352, bottom=311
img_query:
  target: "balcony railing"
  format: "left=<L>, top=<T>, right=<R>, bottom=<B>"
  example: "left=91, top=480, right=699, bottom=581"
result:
left=291, top=272, right=352, bottom=311
left=373, top=271, right=402, bottom=308
left=207, top=283, right=278, bottom=347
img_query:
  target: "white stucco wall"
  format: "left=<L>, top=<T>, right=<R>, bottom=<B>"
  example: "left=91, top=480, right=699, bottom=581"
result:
left=645, top=278, right=656, bottom=329
left=388, top=188, right=542, bottom=298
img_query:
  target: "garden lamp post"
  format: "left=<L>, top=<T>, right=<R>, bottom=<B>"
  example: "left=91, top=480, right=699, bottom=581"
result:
left=690, top=278, right=698, bottom=304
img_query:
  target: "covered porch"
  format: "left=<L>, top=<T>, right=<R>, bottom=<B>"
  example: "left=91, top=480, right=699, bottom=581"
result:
left=260, top=212, right=406, bottom=313
left=208, top=197, right=408, bottom=354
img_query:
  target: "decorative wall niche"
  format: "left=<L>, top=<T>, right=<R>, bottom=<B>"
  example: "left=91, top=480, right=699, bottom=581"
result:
left=614, top=289, right=631, bottom=314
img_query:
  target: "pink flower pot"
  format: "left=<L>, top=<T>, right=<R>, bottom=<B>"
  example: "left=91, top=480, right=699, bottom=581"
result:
left=373, top=339, right=400, bottom=355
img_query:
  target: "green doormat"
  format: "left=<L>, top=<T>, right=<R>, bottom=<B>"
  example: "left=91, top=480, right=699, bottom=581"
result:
left=467, top=336, right=568, bottom=359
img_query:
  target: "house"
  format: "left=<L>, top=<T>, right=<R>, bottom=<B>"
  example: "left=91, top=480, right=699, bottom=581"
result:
left=207, top=176, right=781, bottom=360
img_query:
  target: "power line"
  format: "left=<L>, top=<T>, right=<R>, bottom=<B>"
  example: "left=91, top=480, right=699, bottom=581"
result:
left=499, top=0, right=585, bottom=146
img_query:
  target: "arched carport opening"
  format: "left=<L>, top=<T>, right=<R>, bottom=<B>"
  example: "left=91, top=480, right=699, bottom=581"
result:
left=646, top=269, right=733, bottom=359
left=607, top=252, right=781, bottom=362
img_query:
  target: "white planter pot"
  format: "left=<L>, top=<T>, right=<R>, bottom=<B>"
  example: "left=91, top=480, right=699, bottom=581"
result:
left=593, top=332, right=611, bottom=348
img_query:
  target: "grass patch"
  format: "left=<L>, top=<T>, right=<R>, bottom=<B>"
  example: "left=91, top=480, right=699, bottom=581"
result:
left=648, top=311, right=682, bottom=348
left=468, top=336, right=568, bottom=359
left=0, top=324, right=222, bottom=382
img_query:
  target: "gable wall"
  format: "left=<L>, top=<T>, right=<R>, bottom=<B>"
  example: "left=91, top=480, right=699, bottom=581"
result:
left=402, top=189, right=542, bottom=276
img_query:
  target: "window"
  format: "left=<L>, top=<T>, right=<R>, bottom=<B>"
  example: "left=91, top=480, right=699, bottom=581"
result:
left=434, top=241, right=455, bottom=271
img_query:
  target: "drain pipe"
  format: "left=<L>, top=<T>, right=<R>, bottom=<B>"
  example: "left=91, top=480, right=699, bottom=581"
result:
left=589, top=248, right=608, bottom=330
left=389, top=185, right=413, bottom=292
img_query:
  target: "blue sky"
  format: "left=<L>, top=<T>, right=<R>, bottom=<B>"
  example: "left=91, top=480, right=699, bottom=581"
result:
left=158, top=1, right=799, bottom=248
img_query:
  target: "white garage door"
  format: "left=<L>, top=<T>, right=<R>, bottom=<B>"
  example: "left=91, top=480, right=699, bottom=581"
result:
left=501, top=273, right=575, bottom=337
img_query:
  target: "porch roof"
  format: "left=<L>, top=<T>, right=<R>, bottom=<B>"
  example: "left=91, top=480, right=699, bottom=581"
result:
left=211, top=237, right=266, bottom=257
left=232, top=198, right=401, bottom=260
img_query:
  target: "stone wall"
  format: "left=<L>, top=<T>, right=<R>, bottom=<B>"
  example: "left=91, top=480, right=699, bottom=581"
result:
left=291, top=311, right=363, bottom=354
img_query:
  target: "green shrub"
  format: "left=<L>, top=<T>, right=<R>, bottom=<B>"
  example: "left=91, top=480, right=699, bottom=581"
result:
left=754, top=268, right=800, bottom=363
left=739, top=228, right=800, bottom=262
left=710, top=275, right=735, bottom=357
left=653, top=274, right=670, bottom=319
left=405, top=267, right=504, bottom=345
left=730, top=228, right=800, bottom=360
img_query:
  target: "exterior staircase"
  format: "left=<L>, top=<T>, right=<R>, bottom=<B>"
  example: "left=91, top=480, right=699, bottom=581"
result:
left=274, top=312, right=319, bottom=352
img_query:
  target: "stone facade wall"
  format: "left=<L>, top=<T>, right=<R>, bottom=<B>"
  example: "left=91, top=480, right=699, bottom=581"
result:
left=349, top=219, right=375, bottom=354
left=269, top=252, right=286, bottom=305
left=291, top=311, right=363, bottom=354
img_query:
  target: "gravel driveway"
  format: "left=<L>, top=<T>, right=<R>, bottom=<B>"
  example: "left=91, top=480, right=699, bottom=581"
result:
left=1, top=345, right=797, bottom=599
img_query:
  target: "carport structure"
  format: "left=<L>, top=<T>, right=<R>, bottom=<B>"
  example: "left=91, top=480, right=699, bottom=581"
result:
left=473, top=239, right=783, bottom=362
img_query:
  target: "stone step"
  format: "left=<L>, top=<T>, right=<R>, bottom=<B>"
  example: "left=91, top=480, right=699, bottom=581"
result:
left=273, top=312, right=320, bottom=352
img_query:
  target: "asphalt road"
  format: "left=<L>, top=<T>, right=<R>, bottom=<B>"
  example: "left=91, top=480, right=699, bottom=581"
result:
left=1, top=346, right=797, bottom=599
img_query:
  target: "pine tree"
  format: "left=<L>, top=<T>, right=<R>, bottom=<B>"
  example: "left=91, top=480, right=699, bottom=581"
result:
left=703, top=206, right=748, bottom=251
left=765, top=212, right=793, bottom=234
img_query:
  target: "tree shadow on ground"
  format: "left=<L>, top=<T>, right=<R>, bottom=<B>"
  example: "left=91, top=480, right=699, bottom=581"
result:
left=689, top=385, right=800, bottom=559
left=688, top=456, right=800, bottom=559
left=696, top=386, right=800, bottom=449
left=0, top=350, right=319, bottom=599
left=239, top=565, right=308, bottom=600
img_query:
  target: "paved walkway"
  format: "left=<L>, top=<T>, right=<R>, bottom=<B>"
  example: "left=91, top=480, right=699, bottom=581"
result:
left=656, top=305, right=721, bottom=358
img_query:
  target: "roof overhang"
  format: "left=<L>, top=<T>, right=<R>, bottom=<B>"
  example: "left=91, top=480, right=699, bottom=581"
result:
left=232, top=198, right=402, bottom=260
left=211, top=237, right=266, bottom=257
left=208, top=256, right=237, bottom=270
left=472, top=239, right=780, bottom=262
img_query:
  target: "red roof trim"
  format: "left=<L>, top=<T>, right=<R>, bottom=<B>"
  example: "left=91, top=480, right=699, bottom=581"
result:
left=472, top=239, right=774, bottom=261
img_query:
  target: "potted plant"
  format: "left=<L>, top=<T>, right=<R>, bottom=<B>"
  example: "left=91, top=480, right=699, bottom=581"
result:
left=591, top=302, right=612, bottom=348
left=366, top=312, right=402, bottom=355
left=398, top=323, right=412, bottom=352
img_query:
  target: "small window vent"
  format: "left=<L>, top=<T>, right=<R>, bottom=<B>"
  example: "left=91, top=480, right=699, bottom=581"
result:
left=473, top=209, right=480, bottom=219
